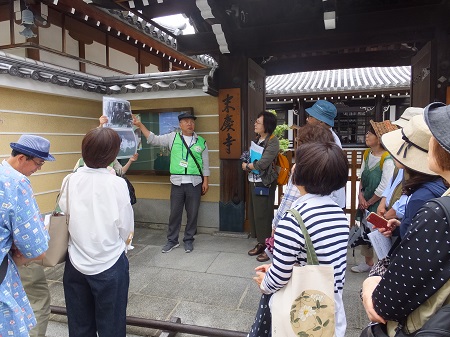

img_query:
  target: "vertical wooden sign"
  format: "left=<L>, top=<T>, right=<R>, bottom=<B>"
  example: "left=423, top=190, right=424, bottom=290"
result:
left=219, top=88, right=241, bottom=159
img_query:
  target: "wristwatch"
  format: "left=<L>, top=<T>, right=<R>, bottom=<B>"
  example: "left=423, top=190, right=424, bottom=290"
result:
left=246, top=163, right=251, bottom=171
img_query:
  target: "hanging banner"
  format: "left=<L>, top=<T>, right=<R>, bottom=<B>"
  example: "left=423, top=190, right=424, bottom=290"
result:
left=219, top=88, right=241, bottom=159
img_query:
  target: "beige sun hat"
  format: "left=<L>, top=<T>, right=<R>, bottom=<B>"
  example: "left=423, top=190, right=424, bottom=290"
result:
left=381, top=115, right=436, bottom=175
left=392, top=107, right=424, bottom=128
left=369, top=120, right=398, bottom=138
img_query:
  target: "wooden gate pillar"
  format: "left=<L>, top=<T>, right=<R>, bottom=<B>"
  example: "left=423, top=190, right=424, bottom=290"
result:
left=411, top=27, right=450, bottom=106
left=217, top=55, right=266, bottom=232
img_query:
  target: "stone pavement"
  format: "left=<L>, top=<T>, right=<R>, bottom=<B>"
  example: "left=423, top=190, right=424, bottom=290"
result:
left=44, top=226, right=370, bottom=337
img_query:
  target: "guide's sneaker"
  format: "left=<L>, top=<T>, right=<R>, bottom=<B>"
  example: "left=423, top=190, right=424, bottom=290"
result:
left=184, top=241, right=194, bottom=253
left=161, top=242, right=179, bottom=253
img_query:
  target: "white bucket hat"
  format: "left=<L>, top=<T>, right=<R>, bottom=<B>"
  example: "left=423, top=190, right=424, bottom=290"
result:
left=392, top=107, right=424, bottom=128
left=381, top=115, right=435, bottom=175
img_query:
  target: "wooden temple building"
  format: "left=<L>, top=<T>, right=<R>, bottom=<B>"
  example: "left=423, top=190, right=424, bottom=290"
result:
left=0, top=0, right=449, bottom=232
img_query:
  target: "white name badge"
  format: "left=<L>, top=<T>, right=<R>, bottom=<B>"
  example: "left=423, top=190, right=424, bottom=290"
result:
left=179, top=160, right=188, bottom=168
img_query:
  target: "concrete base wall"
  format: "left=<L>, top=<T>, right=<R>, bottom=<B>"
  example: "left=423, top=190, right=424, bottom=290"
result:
left=133, top=199, right=220, bottom=233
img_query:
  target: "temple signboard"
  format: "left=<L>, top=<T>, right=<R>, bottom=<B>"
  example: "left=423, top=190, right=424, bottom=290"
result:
left=219, top=88, right=241, bottom=159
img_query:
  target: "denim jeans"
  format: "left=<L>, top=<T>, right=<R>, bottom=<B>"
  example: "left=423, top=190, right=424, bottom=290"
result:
left=167, top=183, right=202, bottom=244
left=63, top=252, right=129, bottom=337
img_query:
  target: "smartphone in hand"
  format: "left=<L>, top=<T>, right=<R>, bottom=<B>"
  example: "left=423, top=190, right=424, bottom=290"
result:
left=366, top=212, right=389, bottom=230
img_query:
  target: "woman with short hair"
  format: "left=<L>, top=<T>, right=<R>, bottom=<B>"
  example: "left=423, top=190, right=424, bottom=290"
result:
left=59, top=127, right=134, bottom=337
left=250, top=141, right=349, bottom=337
left=243, top=111, right=279, bottom=262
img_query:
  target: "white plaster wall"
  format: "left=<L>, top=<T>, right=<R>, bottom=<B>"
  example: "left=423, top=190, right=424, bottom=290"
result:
left=65, top=31, right=79, bottom=56
left=85, top=64, right=124, bottom=77
left=110, top=49, right=137, bottom=74
left=145, top=63, right=159, bottom=73
left=39, top=24, right=61, bottom=50
left=85, top=40, right=105, bottom=65
left=0, top=21, right=26, bottom=57
left=0, top=21, right=10, bottom=45
left=37, top=27, right=79, bottom=71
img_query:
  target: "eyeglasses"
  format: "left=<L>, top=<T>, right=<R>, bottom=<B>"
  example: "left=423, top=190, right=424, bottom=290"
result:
left=254, top=120, right=263, bottom=125
left=366, top=130, right=374, bottom=136
left=31, top=159, right=45, bottom=167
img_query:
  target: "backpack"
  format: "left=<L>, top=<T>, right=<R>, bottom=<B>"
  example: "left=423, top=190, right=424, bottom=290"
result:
left=122, top=175, right=137, bottom=205
left=361, top=304, right=450, bottom=337
left=363, top=148, right=391, bottom=169
left=266, top=135, right=291, bottom=185
left=275, top=152, right=290, bottom=185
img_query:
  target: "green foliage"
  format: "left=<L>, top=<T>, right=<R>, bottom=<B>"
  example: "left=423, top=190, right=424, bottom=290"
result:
left=268, top=109, right=290, bottom=153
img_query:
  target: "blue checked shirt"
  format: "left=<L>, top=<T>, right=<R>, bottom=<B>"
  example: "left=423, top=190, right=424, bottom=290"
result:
left=0, top=160, right=49, bottom=336
left=272, top=178, right=300, bottom=229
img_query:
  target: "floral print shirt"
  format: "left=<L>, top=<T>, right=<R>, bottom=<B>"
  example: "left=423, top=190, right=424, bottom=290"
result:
left=0, top=160, right=49, bottom=336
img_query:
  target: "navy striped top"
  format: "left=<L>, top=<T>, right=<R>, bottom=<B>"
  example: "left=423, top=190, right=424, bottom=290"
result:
left=261, top=193, right=349, bottom=294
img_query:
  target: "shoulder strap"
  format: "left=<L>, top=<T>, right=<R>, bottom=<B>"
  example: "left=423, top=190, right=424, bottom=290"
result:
left=363, top=149, right=391, bottom=169
left=54, top=174, right=72, bottom=218
left=180, top=134, right=203, bottom=177
left=0, top=254, right=7, bottom=284
left=287, top=209, right=319, bottom=265
left=430, top=196, right=450, bottom=224
left=261, top=134, right=275, bottom=150
left=391, top=166, right=400, bottom=183
left=363, top=148, right=370, bottom=162
left=379, top=151, right=391, bottom=170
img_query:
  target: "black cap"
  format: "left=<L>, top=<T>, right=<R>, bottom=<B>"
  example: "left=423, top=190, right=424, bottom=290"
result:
left=178, top=112, right=197, bottom=121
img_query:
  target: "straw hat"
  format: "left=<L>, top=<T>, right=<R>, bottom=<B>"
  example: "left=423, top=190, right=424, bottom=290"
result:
left=10, top=135, right=55, bottom=161
left=423, top=102, right=450, bottom=154
left=392, top=107, right=424, bottom=128
left=369, top=120, right=398, bottom=138
left=381, top=115, right=435, bottom=175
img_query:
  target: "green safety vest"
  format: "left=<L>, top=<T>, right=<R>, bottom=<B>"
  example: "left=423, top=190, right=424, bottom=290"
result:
left=170, top=133, right=206, bottom=175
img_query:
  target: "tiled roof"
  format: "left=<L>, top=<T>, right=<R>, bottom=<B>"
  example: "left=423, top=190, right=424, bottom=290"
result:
left=266, top=66, right=411, bottom=96
left=0, top=51, right=410, bottom=100
left=0, top=51, right=218, bottom=96
left=105, top=9, right=217, bottom=68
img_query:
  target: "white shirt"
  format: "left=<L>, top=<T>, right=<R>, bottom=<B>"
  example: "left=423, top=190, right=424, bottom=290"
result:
left=359, top=152, right=395, bottom=197
left=381, top=169, right=404, bottom=204
left=59, top=166, right=134, bottom=275
left=330, top=129, right=346, bottom=208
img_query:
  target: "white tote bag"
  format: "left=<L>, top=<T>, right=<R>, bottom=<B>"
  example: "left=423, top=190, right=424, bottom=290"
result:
left=36, top=174, right=72, bottom=267
left=271, top=209, right=336, bottom=337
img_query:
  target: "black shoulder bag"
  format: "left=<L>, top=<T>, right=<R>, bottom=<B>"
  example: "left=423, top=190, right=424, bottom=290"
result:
left=122, top=175, right=137, bottom=205
left=360, top=196, right=450, bottom=337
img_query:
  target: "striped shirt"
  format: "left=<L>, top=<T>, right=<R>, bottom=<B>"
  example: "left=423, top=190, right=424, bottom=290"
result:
left=261, top=193, right=349, bottom=337
left=262, top=193, right=348, bottom=294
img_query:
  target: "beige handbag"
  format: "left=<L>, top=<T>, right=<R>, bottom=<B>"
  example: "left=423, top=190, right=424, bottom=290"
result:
left=271, top=209, right=336, bottom=337
left=37, top=174, right=72, bottom=267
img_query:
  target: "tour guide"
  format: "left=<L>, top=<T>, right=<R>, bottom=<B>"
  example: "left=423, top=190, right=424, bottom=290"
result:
left=133, top=112, right=210, bottom=253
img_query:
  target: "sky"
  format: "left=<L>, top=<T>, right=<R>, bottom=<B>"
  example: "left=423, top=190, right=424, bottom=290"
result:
left=152, top=14, right=195, bottom=35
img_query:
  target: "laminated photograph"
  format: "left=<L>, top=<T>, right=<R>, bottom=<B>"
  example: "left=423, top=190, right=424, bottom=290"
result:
left=116, top=129, right=138, bottom=159
left=102, top=96, right=137, bottom=158
left=102, top=97, right=133, bottom=128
